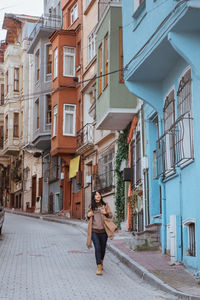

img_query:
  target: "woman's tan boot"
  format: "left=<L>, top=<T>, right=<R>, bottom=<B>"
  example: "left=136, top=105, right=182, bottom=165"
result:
left=96, top=264, right=102, bottom=275
left=101, top=260, right=104, bottom=270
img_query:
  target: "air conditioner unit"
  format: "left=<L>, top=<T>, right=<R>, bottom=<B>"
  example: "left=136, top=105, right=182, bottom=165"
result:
left=123, top=168, right=133, bottom=182
left=86, top=175, right=92, bottom=184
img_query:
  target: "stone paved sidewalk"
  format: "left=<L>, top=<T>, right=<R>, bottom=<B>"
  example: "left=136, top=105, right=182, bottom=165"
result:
left=5, top=209, right=200, bottom=300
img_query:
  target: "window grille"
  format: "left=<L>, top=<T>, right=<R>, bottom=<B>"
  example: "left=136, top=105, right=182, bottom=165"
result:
left=177, top=69, right=192, bottom=117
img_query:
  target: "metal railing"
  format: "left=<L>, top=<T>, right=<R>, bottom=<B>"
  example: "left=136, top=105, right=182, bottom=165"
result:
left=76, top=123, right=94, bottom=149
left=155, top=113, right=193, bottom=178
left=29, top=14, right=62, bottom=41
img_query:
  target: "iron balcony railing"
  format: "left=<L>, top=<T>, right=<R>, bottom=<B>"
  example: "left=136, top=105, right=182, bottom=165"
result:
left=98, top=0, right=121, bottom=21
left=155, top=113, right=193, bottom=178
left=29, top=14, right=62, bottom=41
left=76, top=123, right=94, bottom=149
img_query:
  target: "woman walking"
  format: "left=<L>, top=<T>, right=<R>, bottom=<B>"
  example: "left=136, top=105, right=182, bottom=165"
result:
left=86, top=190, right=117, bottom=275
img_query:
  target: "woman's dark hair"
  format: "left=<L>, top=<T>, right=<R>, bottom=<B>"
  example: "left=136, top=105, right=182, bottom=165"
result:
left=91, top=190, right=106, bottom=210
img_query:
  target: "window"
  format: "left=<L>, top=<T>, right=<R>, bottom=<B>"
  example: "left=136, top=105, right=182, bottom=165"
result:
left=0, top=84, right=4, bottom=105
left=131, top=131, right=142, bottom=189
left=104, top=33, right=108, bottom=88
left=21, top=111, right=23, bottom=137
left=98, top=148, right=115, bottom=192
left=70, top=3, right=78, bottom=24
left=0, top=126, right=4, bottom=149
left=63, top=104, right=76, bottom=136
left=13, top=113, right=19, bottom=137
left=6, top=71, right=8, bottom=95
left=88, top=31, right=96, bottom=63
left=14, top=68, right=19, bottom=91
left=36, top=100, right=39, bottom=130
left=177, top=69, right=192, bottom=117
left=36, top=50, right=40, bottom=81
left=54, top=48, right=58, bottom=79
left=53, top=105, right=57, bottom=137
left=5, top=115, right=8, bottom=140
left=46, top=44, right=52, bottom=75
left=46, top=95, right=52, bottom=124
left=63, top=47, right=75, bottom=77
left=98, top=44, right=102, bottom=96
left=188, top=223, right=196, bottom=257
left=119, top=27, right=124, bottom=83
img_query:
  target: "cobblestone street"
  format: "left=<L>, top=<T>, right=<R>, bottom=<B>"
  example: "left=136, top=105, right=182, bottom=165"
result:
left=0, top=214, right=178, bottom=300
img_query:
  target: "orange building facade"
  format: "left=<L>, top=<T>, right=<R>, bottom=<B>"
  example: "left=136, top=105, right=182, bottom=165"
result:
left=50, top=0, right=83, bottom=218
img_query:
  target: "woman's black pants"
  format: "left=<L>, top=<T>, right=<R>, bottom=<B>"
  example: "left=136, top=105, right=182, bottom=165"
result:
left=92, top=231, right=108, bottom=265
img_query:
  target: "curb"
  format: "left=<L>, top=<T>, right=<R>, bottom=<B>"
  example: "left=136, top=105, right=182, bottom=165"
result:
left=5, top=209, right=200, bottom=300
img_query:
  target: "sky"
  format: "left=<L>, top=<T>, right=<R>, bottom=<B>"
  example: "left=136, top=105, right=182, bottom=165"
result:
left=0, top=0, right=44, bottom=40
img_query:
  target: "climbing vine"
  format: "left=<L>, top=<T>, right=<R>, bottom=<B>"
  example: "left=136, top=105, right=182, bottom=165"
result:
left=115, top=125, right=130, bottom=228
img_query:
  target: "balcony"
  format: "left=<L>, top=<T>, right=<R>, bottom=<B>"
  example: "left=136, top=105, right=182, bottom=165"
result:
left=155, top=114, right=193, bottom=178
left=29, top=14, right=62, bottom=41
left=76, top=123, right=94, bottom=154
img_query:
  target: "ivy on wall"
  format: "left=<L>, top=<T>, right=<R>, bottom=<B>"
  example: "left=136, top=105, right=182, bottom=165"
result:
left=115, top=125, right=130, bottom=228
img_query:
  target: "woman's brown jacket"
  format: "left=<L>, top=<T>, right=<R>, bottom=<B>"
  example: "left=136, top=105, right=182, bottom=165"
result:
left=86, top=204, right=117, bottom=249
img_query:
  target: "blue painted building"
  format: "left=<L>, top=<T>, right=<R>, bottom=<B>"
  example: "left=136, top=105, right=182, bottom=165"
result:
left=122, top=0, right=200, bottom=273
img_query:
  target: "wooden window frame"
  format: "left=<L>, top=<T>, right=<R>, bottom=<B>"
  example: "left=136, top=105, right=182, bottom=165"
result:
left=98, top=44, right=102, bottom=96
left=13, top=112, right=19, bottom=138
left=104, top=33, right=108, bottom=88
left=46, top=95, right=52, bottom=124
left=70, top=3, right=78, bottom=25
left=0, top=84, right=4, bottom=105
left=53, top=105, right=58, bottom=137
left=63, top=104, right=76, bottom=136
left=63, top=46, right=75, bottom=77
left=36, top=50, right=40, bottom=81
left=46, top=44, right=52, bottom=75
left=36, top=100, right=39, bottom=130
left=54, top=48, right=58, bottom=79
left=5, top=115, right=8, bottom=140
left=14, top=68, right=19, bottom=92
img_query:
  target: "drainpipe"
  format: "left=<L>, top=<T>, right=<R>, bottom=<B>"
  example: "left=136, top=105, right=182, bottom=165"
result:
left=176, top=166, right=183, bottom=261
left=158, top=114, right=166, bottom=254
left=159, top=177, right=166, bottom=254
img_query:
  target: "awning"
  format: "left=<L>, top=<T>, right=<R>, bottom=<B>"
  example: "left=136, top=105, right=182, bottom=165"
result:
left=69, top=156, right=80, bottom=179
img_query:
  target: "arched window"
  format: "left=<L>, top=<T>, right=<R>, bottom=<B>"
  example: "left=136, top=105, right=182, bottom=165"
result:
left=177, top=69, right=192, bottom=117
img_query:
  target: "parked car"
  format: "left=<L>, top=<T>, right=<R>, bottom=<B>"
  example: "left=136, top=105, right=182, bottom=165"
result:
left=0, top=205, right=4, bottom=235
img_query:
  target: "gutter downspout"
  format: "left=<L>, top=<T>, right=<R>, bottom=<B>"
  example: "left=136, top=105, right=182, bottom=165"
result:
left=176, top=166, right=183, bottom=261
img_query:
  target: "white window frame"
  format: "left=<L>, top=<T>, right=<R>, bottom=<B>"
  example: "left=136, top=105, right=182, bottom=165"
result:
left=63, top=104, right=76, bottom=136
left=88, top=31, right=96, bottom=63
left=70, top=3, right=78, bottom=25
left=53, top=105, right=57, bottom=137
left=63, top=46, right=75, bottom=77
left=54, top=48, right=58, bottom=79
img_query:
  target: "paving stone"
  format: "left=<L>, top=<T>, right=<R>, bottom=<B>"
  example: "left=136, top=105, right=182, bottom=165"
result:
left=0, top=213, right=178, bottom=300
